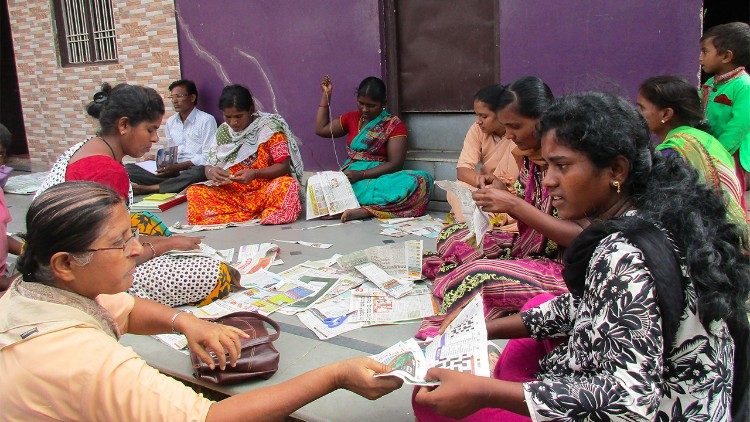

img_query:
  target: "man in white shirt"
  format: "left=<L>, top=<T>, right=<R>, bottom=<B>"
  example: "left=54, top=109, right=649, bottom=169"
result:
left=126, top=79, right=217, bottom=193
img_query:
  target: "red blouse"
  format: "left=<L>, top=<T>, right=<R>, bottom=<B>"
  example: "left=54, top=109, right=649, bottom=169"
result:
left=65, top=155, right=130, bottom=200
left=339, top=110, right=407, bottom=158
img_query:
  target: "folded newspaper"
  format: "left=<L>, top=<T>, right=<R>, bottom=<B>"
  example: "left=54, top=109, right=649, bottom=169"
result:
left=371, top=293, right=490, bottom=385
left=434, top=180, right=490, bottom=247
left=337, top=240, right=423, bottom=282
left=306, top=171, right=360, bottom=219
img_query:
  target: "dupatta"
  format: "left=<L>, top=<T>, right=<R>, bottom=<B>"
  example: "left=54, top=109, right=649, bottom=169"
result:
left=207, top=112, right=304, bottom=185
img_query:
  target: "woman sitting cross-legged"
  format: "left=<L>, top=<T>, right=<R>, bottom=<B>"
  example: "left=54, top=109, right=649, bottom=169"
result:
left=0, top=182, right=402, bottom=421
left=413, top=92, right=749, bottom=421
left=37, top=82, right=238, bottom=307
left=315, top=75, right=433, bottom=221
left=187, top=84, right=304, bottom=225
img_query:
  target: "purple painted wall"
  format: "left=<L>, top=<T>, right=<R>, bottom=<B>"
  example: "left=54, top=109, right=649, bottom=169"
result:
left=174, top=1, right=382, bottom=170
left=175, top=1, right=703, bottom=170
left=499, top=1, right=703, bottom=100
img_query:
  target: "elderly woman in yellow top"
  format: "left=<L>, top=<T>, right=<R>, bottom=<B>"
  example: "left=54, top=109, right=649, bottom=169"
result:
left=0, top=182, right=400, bottom=421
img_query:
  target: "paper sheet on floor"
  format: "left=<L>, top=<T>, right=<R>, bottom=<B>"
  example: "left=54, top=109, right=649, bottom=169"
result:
left=370, top=294, right=490, bottom=385
left=153, top=333, right=189, bottom=354
left=3, top=171, right=49, bottom=195
left=169, top=220, right=261, bottom=233
left=378, top=215, right=444, bottom=238
left=235, top=243, right=279, bottom=274
left=163, top=242, right=226, bottom=261
left=190, top=280, right=316, bottom=318
left=272, top=239, right=332, bottom=249
left=297, top=291, right=366, bottom=339
left=306, top=171, right=360, bottom=219
left=349, top=291, right=437, bottom=324
left=337, top=240, right=423, bottom=281
left=354, top=262, right=415, bottom=298
left=274, top=274, right=340, bottom=314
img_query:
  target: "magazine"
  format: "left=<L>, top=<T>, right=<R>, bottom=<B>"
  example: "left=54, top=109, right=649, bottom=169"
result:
left=371, top=293, right=491, bottom=385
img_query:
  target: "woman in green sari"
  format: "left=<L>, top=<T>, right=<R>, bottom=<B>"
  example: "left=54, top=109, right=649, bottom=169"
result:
left=315, top=76, right=433, bottom=221
left=637, top=75, right=747, bottom=225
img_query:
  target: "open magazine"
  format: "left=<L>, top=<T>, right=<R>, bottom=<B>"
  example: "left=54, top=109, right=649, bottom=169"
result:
left=306, top=171, right=360, bottom=219
left=371, top=293, right=491, bottom=385
left=435, top=180, right=490, bottom=247
left=135, top=146, right=179, bottom=174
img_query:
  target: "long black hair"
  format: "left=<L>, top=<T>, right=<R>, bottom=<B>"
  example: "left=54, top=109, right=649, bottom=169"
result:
left=539, top=92, right=750, bottom=418
left=495, top=76, right=554, bottom=117
left=639, top=76, right=711, bottom=132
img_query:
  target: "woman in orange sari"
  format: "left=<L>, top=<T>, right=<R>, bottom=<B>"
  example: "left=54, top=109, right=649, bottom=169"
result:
left=187, top=85, right=304, bottom=225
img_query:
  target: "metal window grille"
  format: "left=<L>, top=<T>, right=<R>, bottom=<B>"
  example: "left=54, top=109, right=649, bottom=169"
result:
left=56, top=0, right=117, bottom=65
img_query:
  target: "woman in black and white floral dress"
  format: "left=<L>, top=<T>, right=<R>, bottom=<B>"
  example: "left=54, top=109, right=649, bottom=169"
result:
left=413, top=93, right=749, bottom=421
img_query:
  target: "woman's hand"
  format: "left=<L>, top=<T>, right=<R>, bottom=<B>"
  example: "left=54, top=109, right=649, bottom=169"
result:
left=473, top=187, right=520, bottom=214
left=205, top=165, right=232, bottom=185
left=321, top=75, right=333, bottom=97
left=334, top=357, right=403, bottom=399
left=414, top=368, right=488, bottom=419
left=229, top=169, right=256, bottom=184
left=475, top=173, right=496, bottom=189
left=344, top=170, right=364, bottom=183
left=176, top=314, right=250, bottom=370
left=165, top=235, right=202, bottom=251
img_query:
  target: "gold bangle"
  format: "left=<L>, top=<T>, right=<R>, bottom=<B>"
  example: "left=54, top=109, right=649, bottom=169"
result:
left=143, top=242, right=156, bottom=260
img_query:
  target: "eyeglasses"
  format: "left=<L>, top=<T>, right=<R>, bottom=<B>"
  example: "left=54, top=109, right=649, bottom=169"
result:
left=83, top=229, right=140, bottom=256
left=167, top=93, right=190, bottom=100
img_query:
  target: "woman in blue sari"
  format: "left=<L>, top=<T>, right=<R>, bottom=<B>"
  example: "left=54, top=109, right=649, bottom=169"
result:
left=315, top=76, right=433, bottom=221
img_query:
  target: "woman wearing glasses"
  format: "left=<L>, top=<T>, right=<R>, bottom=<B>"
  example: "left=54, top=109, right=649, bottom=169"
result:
left=36, top=82, right=239, bottom=307
left=0, top=182, right=402, bottom=420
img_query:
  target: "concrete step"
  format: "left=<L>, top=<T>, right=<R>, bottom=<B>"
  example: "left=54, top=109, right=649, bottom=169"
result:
left=404, top=149, right=459, bottom=204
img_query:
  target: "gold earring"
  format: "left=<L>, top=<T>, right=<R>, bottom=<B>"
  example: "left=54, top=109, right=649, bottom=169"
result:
left=612, top=180, right=621, bottom=194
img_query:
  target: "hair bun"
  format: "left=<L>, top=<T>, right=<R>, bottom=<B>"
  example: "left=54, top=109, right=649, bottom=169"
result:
left=93, top=91, right=108, bottom=104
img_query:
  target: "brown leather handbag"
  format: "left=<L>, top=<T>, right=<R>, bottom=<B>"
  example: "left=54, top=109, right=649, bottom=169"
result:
left=190, top=311, right=280, bottom=385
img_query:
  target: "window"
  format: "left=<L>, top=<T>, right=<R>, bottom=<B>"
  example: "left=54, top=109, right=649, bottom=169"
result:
left=52, top=0, right=118, bottom=66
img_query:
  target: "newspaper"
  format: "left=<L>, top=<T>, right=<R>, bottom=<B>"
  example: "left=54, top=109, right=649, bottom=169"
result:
left=4, top=171, right=49, bottom=195
left=306, top=171, right=360, bottom=219
left=352, top=281, right=430, bottom=297
left=349, top=292, right=437, bottom=324
left=190, top=281, right=316, bottom=318
left=169, top=220, right=261, bottom=234
left=435, top=180, right=490, bottom=247
left=337, top=240, right=423, bottom=281
left=272, top=239, right=332, bottom=249
left=378, top=215, right=444, bottom=238
left=274, top=274, right=340, bottom=315
left=371, top=293, right=490, bottom=385
left=235, top=243, right=279, bottom=274
left=354, top=262, right=414, bottom=298
left=297, top=291, right=366, bottom=339
left=163, top=242, right=228, bottom=261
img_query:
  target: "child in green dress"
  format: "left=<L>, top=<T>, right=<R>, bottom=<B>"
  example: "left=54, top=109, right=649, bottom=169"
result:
left=700, top=22, right=750, bottom=204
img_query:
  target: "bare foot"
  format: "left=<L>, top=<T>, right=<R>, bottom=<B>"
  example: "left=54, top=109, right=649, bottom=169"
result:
left=341, top=207, right=373, bottom=222
left=132, top=183, right=160, bottom=195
